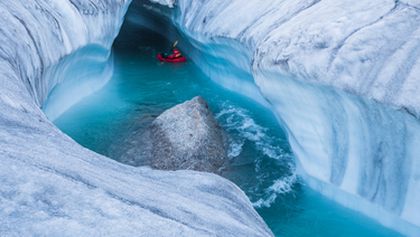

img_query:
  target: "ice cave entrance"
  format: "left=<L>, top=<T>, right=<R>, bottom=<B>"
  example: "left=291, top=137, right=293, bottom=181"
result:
left=43, top=3, right=400, bottom=237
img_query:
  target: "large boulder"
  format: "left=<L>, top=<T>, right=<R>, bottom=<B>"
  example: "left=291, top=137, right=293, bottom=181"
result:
left=117, top=96, right=228, bottom=173
left=149, top=96, right=228, bottom=172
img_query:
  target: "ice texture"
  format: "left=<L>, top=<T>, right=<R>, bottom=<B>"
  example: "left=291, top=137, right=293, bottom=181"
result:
left=149, top=0, right=175, bottom=8
left=146, top=0, right=420, bottom=235
left=0, top=1, right=273, bottom=236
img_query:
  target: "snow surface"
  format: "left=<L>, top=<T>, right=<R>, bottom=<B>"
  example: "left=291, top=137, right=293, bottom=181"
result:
left=0, top=1, right=273, bottom=236
left=141, top=0, right=420, bottom=235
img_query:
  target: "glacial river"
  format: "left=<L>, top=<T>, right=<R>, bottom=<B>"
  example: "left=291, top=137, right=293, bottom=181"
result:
left=51, top=19, right=399, bottom=237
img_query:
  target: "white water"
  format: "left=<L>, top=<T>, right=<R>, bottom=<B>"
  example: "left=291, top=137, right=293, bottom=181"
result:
left=215, top=104, right=296, bottom=208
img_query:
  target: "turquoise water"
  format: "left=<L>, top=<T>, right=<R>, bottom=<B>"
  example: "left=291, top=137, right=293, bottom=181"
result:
left=51, top=22, right=400, bottom=236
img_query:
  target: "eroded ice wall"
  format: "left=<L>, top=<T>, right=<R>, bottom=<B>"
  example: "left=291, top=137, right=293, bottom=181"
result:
left=146, top=0, right=420, bottom=235
left=0, top=1, right=273, bottom=236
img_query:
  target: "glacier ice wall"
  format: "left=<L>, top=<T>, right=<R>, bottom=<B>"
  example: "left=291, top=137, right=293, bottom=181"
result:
left=148, top=0, right=420, bottom=235
left=0, top=1, right=273, bottom=236
left=42, top=45, right=115, bottom=121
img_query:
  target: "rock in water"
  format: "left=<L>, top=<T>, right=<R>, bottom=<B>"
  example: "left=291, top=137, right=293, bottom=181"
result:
left=116, top=96, right=228, bottom=173
left=149, top=96, right=227, bottom=172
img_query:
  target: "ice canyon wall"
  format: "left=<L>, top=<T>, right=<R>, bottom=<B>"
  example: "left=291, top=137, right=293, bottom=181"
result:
left=146, top=0, right=420, bottom=235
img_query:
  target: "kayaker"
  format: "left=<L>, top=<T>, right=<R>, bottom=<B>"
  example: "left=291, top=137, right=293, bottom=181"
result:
left=172, top=48, right=182, bottom=58
left=167, top=40, right=182, bottom=58
left=157, top=40, right=187, bottom=63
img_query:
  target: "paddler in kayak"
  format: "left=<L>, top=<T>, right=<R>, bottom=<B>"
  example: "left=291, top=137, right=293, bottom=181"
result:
left=157, top=40, right=187, bottom=63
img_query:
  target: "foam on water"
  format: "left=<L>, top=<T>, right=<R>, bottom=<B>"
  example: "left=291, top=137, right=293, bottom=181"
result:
left=217, top=104, right=286, bottom=159
left=253, top=174, right=297, bottom=208
left=216, top=103, right=296, bottom=208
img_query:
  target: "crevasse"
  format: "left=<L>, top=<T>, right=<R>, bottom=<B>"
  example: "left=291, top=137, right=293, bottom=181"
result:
left=145, top=0, right=420, bottom=235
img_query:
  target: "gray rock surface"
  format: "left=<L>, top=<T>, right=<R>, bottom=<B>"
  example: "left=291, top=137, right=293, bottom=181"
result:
left=150, top=96, right=227, bottom=172
left=117, top=96, right=228, bottom=173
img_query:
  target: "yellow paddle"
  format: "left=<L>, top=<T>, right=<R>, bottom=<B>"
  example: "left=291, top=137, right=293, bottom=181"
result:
left=172, top=40, right=179, bottom=48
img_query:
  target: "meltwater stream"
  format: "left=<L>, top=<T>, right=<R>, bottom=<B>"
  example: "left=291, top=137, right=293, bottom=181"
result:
left=49, top=23, right=399, bottom=236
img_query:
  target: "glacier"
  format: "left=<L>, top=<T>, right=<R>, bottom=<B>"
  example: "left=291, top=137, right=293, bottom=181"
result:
left=0, top=0, right=273, bottom=236
left=143, top=0, right=420, bottom=235
left=2, top=0, right=420, bottom=235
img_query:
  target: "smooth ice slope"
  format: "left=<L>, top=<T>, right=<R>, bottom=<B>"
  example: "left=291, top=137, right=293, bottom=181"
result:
left=145, top=0, right=420, bottom=235
left=0, top=1, right=273, bottom=236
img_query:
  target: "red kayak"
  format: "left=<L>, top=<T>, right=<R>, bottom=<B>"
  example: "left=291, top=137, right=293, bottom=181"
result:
left=157, top=53, right=187, bottom=63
